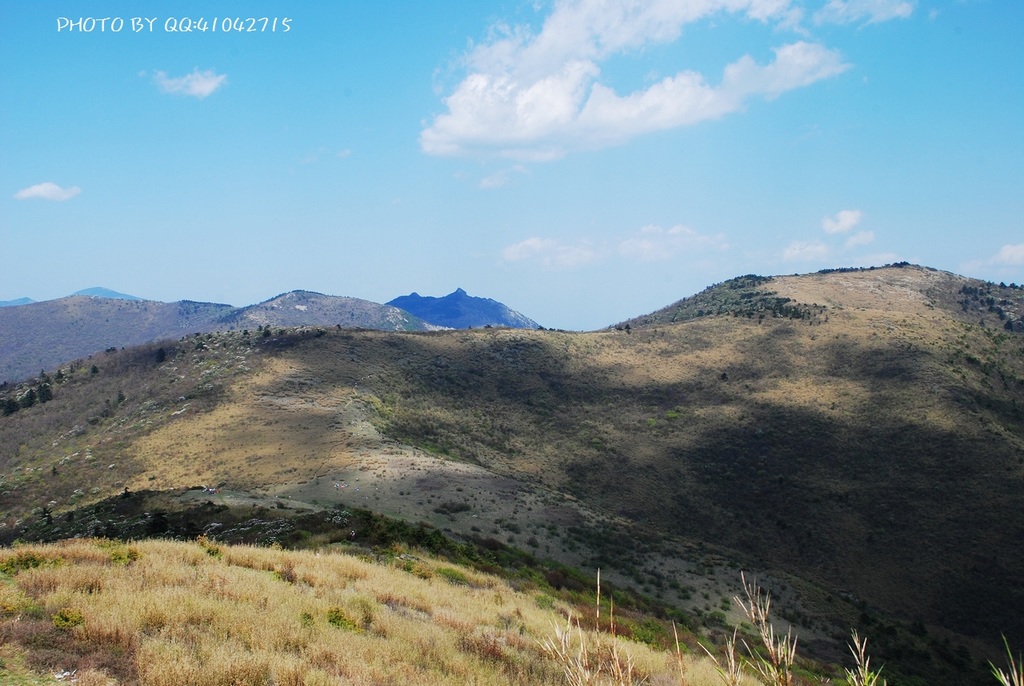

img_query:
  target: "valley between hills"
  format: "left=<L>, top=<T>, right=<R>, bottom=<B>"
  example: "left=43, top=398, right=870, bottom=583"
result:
left=1, top=264, right=1023, bottom=685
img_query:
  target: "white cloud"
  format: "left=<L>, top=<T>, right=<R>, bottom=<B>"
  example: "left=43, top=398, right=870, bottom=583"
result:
left=13, top=182, right=81, bottom=201
left=861, top=251, right=900, bottom=265
left=479, top=164, right=528, bottom=189
left=299, top=149, right=324, bottom=165
left=480, top=171, right=510, bottom=189
left=783, top=240, right=829, bottom=261
left=503, top=222, right=728, bottom=267
left=844, top=230, right=874, bottom=248
left=153, top=68, right=227, bottom=98
left=502, top=237, right=604, bottom=267
left=421, top=0, right=850, bottom=159
left=814, top=0, right=914, bottom=25
left=574, top=42, right=848, bottom=147
left=296, top=147, right=352, bottom=166
left=962, top=243, right=1024, bottom=276
left=992, top=243, right=1024, bottom=266
left=822, top=209, right=863, bottom=233
left=617, top=224, right=728, bottom=261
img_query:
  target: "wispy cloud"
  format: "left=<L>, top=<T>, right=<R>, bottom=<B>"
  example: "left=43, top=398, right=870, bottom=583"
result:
left=783, top=240, right=830, bottom=262
left=991, top=243, right=1024, bottom=266
left=861, top=251, right=900, bottom=265
left=502, top=237, right=605, bottom=267
left=844, top=230, right=875, bottom=248
left=480, top=164, right=529, bottom=189
left=618, top=224, right=728, bottom=261
left=961, top=243, right=1024, bottom=279
left=822, top=209, right=863, bottom=233
left=785, top=209, right=876, bottom=261
left=422, top=0, right=851, bottom=160
left=814, top=0, right=915, bottom=25
left=295, top=147, right=352, bottom=167
left=13, top=182, right=81, bottom=201
left=503, top=223, right=728, bottom=268
left=153, top=68, right=227, bottom=98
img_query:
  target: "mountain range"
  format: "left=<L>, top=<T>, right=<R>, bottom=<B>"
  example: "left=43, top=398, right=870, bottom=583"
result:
left=0, top=288, right=534, bottom=383
left=1, top=263, right=1023, bottom=684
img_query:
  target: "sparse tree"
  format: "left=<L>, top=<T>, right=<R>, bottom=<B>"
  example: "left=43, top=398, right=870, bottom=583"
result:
left=19, top=387, right=37, bottom=409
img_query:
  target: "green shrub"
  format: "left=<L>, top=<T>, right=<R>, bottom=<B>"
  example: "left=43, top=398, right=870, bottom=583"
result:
left=109, top=546, right=140, bottom=565
left=196, top=535, right=222, bottom=559
left=436, top=567, right=470, bottom=586
left=0, top=550, right=59, bottom=575
left=628, top=617, right=668, bottom=648
left=52, top=607, right=84, bottom=630
left=433, top=501, right=472, bottom=515
left=536, top=593, right=555, bottom=610
left=326, top=607, right=360, bottom=632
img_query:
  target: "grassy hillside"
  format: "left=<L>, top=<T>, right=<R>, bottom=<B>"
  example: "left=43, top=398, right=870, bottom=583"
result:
left=1, top=265, right=1022, bottom=684
left=362, top=267, right=1024, bottom=666
left=0, top=537, right=726, bottom=686
left=3, top=538, right=1019, bottom=686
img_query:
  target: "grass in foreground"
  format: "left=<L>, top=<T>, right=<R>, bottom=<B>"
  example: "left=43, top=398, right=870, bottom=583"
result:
left=0, top=538, right=728, bottom=686
left=3, top=539, right=1021, bottom=686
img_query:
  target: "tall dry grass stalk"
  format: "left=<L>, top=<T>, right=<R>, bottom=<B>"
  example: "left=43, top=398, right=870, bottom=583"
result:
left=538, top=569, right=646, bottom=686
left=700, top=628, right=744, bottom=686
left=845, top=631, right=885, bottom=686
left=541, top=612, right=601, bottom=686
left=992, top=636, right=1024, bottom=686
left=734, top=572, right=797, bottom=686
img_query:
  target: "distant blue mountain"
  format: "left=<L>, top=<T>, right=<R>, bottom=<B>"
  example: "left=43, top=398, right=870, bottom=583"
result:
left=71, top=287, right=143, bottom=301
left=387, top=288, right=540, bottom=329
left=0, top=297, right=34, bottom=308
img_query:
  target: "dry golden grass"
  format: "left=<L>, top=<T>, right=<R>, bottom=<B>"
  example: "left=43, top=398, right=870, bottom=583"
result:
left=129, top=355, right=361, bottom=491
left=0, top=538, right=734, bottom=686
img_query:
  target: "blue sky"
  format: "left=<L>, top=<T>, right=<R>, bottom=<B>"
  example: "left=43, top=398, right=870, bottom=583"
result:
left=2, top=0, right=1021, bottom=330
